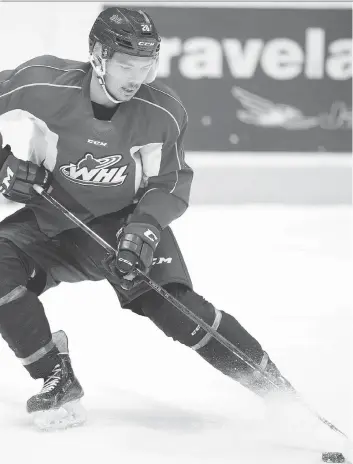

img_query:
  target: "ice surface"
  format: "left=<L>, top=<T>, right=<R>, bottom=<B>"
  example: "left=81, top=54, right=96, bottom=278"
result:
left=0, top=202, right=351, bottom=464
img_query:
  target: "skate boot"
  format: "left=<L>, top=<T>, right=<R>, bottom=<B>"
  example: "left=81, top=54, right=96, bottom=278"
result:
left=27, top=330, right=86, bottom=430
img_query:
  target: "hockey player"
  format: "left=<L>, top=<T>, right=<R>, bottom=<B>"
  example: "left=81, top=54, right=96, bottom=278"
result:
left=0, top=7, right=293, bottom=429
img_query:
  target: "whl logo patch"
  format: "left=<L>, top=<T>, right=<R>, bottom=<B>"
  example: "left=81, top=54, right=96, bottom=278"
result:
left=60, top=153, right=128, bottom=187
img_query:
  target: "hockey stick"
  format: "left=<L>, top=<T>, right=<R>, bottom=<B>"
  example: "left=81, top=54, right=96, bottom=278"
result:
left=33, top=184, right=350, bottom=443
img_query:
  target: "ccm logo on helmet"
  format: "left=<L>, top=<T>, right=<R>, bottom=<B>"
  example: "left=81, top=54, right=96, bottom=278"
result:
left=138, top=41, right=155, bottom=47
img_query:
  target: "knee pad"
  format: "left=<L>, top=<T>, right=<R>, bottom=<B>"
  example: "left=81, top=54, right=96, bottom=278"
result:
left=142, top=285, right=222, bottom=348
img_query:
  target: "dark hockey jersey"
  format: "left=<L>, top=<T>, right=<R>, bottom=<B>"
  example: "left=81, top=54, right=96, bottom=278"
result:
left=0, top=55, right=193, bottom=236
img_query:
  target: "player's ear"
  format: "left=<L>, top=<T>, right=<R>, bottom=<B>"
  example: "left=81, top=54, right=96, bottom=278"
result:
left=144, top=56, right=159, bottom=84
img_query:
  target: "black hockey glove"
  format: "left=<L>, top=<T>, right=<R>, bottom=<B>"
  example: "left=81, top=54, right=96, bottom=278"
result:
left=102, top=214, right=161, bottom=290
left=0, top=141, right=52, bottom=203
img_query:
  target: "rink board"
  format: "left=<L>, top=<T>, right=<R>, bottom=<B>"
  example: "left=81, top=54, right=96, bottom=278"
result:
left=187, top=152, right=352, bottom=205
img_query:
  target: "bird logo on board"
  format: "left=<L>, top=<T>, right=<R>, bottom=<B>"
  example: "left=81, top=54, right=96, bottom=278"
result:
left=60, top=153, right=128, bottom=187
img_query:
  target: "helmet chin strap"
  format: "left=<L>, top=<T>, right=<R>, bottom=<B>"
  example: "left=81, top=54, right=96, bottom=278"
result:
left=89, top=54, right=122, bottom=105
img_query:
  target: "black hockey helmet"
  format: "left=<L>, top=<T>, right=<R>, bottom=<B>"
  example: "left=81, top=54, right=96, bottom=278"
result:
left=89, top=7, right=161, bottom=59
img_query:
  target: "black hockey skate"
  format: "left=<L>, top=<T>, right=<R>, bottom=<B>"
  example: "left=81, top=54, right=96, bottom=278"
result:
left=27, top=330, right=86, bottom=430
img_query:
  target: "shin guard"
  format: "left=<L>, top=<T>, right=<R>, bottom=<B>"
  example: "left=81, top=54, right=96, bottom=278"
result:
left=0, top=287, right=59, bottom=378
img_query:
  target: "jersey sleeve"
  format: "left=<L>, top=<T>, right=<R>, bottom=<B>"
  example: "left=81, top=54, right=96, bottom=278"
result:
left=0, top=56, right=50, bottom=115
left=132, top=115, right=193, bottom=229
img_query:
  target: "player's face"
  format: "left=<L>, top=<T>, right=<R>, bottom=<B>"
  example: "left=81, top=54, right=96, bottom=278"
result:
left=105, top=52, right=155, bottom=101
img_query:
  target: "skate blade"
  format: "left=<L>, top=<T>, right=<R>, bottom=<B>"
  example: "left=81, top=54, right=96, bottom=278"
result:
left=31, top=400, right=87, bottom=431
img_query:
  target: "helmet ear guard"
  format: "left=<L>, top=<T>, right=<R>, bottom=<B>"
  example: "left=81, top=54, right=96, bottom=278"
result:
left=89, top=49, right=106, bottom=80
